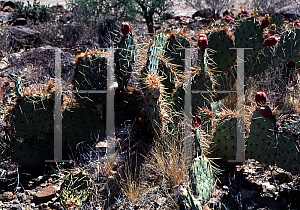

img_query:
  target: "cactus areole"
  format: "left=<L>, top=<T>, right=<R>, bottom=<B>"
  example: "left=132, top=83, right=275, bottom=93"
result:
left=263, top=36, right=278, bottom=47
left=198, top=34, right=208, bottom=51
left=121, top=22, right=130, bottom=35
left=255, top=91, right=267, bottom=106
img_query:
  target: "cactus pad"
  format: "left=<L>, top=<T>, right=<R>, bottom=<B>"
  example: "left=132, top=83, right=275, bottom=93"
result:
left=246, top=110, right=276, bottom=165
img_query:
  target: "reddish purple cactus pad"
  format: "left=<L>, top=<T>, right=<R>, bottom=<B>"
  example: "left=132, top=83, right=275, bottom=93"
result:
left=241, top=9, right=249, bottom=16
left=263, top=36, right=278, bottom=47
left=261, top=17, right=270, bottom=30
left=255, top=91, right=267, bottom=106
left=259, top=105, right=272, bottom=119
left=121, top=22, right=130, bottom=35
left=198, top=34, right=208, bottom=51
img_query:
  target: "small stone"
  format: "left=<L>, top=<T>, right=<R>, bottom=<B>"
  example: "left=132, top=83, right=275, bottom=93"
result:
left=33, top=186, right=56, bottom=202
left=1, top=192, right=13, bottom=201
left=10, top=204, right=22, bottom=210
left=17, top=193, right=26, bottom=202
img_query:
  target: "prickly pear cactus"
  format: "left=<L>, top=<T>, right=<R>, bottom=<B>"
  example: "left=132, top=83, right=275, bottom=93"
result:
left=115, top=31, right=137, bottom=89
left=142, top=72, right=165, bottom=132
left=61, top=171, right=94, bottom=207
left=276, top=28, right=300, bottom=64
left=180, top=155, right=214, bottom=209
left=14, top=77, right=23, bottom=99
left=276, top=132, right=300, bottom=174
left=246, top=110, right=277, bottom=165
left=164, top=32, right=191, bottom=74
left=10, top=134, right=53, bottom=166
left=8, top=94, right=54, bottom=140
left=72, top=51, right=108, bottom=106
left=146, top=33, right=168, bottom=74
left=211, top=115, right=237, bottom=162
left=234, top=17, right=264, bottom=57
left=270, top=14, right=284, bottom=32
left=62, top=104, right=105, bottom=160
left=207, top=29, right=235, bottom=74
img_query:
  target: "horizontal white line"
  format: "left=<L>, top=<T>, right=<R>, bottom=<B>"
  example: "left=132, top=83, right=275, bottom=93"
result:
left=192, top=91, right=237, bottom=93
left=66, top=90, right=107, bottom=93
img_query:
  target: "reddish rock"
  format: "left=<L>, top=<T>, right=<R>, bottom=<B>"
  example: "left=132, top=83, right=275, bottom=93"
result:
left=1, top=192, right=14, bottom=201
left=33, top=186, right=56, bottom=202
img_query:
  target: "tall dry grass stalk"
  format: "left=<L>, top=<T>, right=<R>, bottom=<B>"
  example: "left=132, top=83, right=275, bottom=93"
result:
left=142, top=128, right=190, bottom=188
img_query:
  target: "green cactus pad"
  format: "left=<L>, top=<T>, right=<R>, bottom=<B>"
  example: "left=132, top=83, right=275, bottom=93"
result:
left=62, top=105, right=105, bottom=160
left=181, top=155, right=214, bottom=209
left=270, top=15, right=284, bottom=32
left=211, top=116, right=237, bottom=162
left=245, top=46, right=275, bottom=77
left=142, top=73, right=164, bottom=132
left=73, top=51, right=108, bottom=106
left=207, top=29, right=235, bottom=74
left=246, top=110, right=276, bottom=165
left=14, top=77, right=23, bottom=99
left=190, top=156, right=214, bottom=203
left=61, top=171, right=94, bottom=207
left=10, top=134, right=54, bottom=166
left=276, top=28, right=300, bottom=63
left=234, top=17, right=264, bottom=57
left=12, top=94, right=54, bottom=139
left=276, top=133, right=300, bottom=175
left=115, top=32, right=137, bottom=89
left=164, top=32, right=191, bottom=74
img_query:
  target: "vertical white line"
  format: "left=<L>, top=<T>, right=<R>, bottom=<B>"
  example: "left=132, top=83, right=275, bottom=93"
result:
left=184, top=48, right=192, bottom=163
left=228, top=48, right=251, bottom=162
left=46, top=47, right=64, bottom=162
left=106, top=47, right=115, bottom=162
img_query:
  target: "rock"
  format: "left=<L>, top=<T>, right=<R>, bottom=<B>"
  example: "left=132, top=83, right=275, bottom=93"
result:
left=17, top=193, right=26, bottom=202
left=0, top=191, right=13, bottom=201
left=9, top=26, right=41, bottom=49
left=12, top=18, right=27, bottom=26
left=0, top=11, right=12, bottom=23
left=174, top=13, right=192, bottom=20
left=271, top=171, right=293, bottom=184
left=192, top=8, right=215, bottom=19
left=163, top=12, right=174, bottom=20
left=10, top=204, right=22, bottom=210
left=2, top=5, right=12, bottom=12
left=33, top=186, right=56, bottom=202
left=2, top=1, right=15, bottom=9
